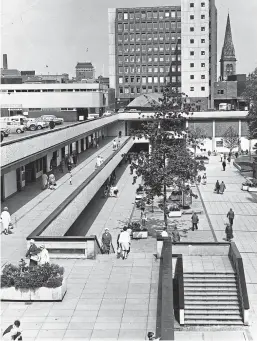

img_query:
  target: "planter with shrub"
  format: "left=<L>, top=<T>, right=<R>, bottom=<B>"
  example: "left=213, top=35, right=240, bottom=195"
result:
left=168, top=203, right=182, bottom=217
left=0, top=260, right=66, bottom=301
left=248, top=183, right=257, bottom=192
left=129, top=222, right=148, bottom=239
left=241, top=183, right=249, bottom=191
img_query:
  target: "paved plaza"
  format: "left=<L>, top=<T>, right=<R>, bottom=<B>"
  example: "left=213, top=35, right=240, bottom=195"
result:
left=1, top=156, right=257, bottom=340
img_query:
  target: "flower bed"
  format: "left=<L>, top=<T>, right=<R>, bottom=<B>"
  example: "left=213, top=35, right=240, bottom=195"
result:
left=0, top=260, right=66, bottom=301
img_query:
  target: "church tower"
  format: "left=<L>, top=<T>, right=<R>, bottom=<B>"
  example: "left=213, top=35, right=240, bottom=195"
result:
left=220, top=13, right=237, bottom=80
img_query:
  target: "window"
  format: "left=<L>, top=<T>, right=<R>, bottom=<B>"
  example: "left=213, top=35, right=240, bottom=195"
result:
left=159, top=11, right=164, bottom=19
left=119, top=77, right=123, bottom=84
left=124, top=35, right=128, bottom=42
left=172, top=65, right=176, bottom=72
left=137, top=87, right=141, bottom=94
left=171, top=11, right=176, bottom=18
left=142, top=55, right=146, bottom=62
left=159, top=34, right=164, bottom=41
left=131, top=76, right=134, bottom=82
left=136, top=45, right=140, bottom=52
left=201, top=63, right=205, bottom=67
left=142, top=33, right=146, bottom=40
left=217, top=89, right=224, bottom=94
left=165, top=55, right=170, bottom=62
left=201, top=75, right=205, bottom=79
left=136, top=66, right=141, bottom=73
left=190, top=51, right=194, bottom=56
left=124, top=88, right=129, bottom=94
left=154, top=77, right=158, bottom=83
left=136, top=34, right=140, bottom=41
left=160, top=67, right=164, bottom=72
left=130, top=66, right=135, bottom=73
left=136, top=23, right=140, bottom=30
left=190, top=87, right=194, bottom=91
left=160, top=56, right=164, bottom=62
left=171, top=22, right=176, bottom=31
left=165, top=66, right=170, bottom=72
left=147, top=12, right=152, bottom=19
left=166, top=76, right=170, bottom=83
left=153, top=11, right=158, bottom=18
left=130, top=12, right=134, bottom=20
left=148, top=66, right=152, bottom=72
left=201, top=27, right=205, bottom=31
left=124, top=23, right=128, bottom=30
left=190, top=3, right=194, bottom=7
left=118, top=24, right=122, bottom=31
left=153, top=23, right=158, bottom=30
left=178, top=66, right=181, bottom=72
left=190, top=39, right=194, bottom=44
left=130, top=34, right=135, bottom=42
left=118, top=35, right=122, bottom=42
left=201, top=39, right=205, bottom=43
left=136, top=76, right=140, bottom=83
left=201, top=14, right=205, bottom=19
left=141, top=23, right=146, bottom=30
left=190, top=63, right=194, bottom=67
left=165, top=11, right=170, bottom=17
left=131, top=87, right=135, bottom=94
left=141, top=12, right=146, bottom=19
left=201, top=51, right=205, bottom=55
left=147, top=33, right=152, bottom=41
left=118, top=13, right=122, bottom=20
left=130, top=45, right=135, bottom=52
left=147, top=23, right=152, bottom=30
left=142, top=77, right=146, bottom=84
left=136, top=56, right=141, bottom=62
left=201, top=2, right=205, bottom=7
left=160, top=76, right=164, bottom=83
left=142, top=66, right=147, bottom=73
left=159, top=22, right=164, bottom=30
left=171, top=76, right=176, bottom=83
left=171, top=55, right=176, bottom=61
left=125, top=76, right=129, bottom=83
left=165, top=44, right=170, bottom=51
left=124, top=56, right=129, bottom=63
left=124, top=12, right=128, bottom=20
left=119, top=87, right=123, bottom=94
left=142, top=45, right=146, bottom=52
left=190, top=15, right=194, bottom=19
left=148, top=56, right=152, bottom=62
left=160, top=46, right=164, bottom=53
left=119, top=67, right=123, bottom=73
left=148, top=76, right=152, bottom=83
left=154, top=66, right=158, bottom=73
left=124, top=67, right=128, bottom=73
left=154, top=56, right=158, bottom=62
left=201, top=86, right=205, bottom=91
left=190, top=75, right=194, bottom=79
left=165, top=33, right=170, bottom=41
left=190, top=27, right=194, bottom=32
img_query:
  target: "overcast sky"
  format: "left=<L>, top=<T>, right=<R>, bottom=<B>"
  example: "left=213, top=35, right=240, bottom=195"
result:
left=1, top=0, right=257, bottom=78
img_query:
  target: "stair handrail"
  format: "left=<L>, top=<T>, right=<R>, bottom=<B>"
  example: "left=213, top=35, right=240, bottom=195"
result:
left=175, top=254, right=185, bottom=311
left=228, top=242, right=250, bottom=325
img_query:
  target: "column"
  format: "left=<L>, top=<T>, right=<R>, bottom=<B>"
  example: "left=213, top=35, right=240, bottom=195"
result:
left=239, top=120, right=242, bottom=152
left=212, top=120, right=215, bottom=152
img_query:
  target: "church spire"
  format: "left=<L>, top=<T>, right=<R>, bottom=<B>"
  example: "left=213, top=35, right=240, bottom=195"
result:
left=221, top=13, right=236, bottom=60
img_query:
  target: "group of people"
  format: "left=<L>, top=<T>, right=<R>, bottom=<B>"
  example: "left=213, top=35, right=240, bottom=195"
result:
left=220, top=152, right=232, bottom=171
left=41, top=173, right=57, bottom=190
left=197, top=173, right=207, bottom=185
left=101, top=226, right=132, bottom=260
left=25, top=239, right=50, bottom=266
left=214, top=180, right=226, bottom=194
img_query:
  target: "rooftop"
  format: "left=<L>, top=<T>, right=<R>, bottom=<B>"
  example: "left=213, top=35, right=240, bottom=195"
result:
left=76, top=62, right=94, bottom=69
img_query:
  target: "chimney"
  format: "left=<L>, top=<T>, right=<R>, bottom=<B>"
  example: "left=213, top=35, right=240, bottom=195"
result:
left=3, top=54, right=8, bottom=69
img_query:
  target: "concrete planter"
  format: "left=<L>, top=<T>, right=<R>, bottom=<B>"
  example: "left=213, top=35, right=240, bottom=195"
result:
left=241, top=185, right=249, bottom=191
left=168, top=211, right=182, bottom=218
left=132, top=231, right=148, bottom=239
left=248, top=187, right=257, bottom=192
left=0, top=278, right=67, bottom=301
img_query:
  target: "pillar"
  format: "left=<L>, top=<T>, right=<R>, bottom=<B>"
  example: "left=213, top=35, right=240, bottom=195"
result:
left=212, top=120, right=215, bottom=152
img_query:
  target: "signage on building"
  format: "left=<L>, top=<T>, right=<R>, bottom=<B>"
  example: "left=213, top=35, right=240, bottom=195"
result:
left=216, top=140, right=223, bottom=147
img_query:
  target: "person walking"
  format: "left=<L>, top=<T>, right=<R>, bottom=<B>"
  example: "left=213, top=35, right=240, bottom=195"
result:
left=26, top=240, right=40, bottom=266
left=41, top=173, right=48, bottom=190
left=2, top=320, right=22, bottom=340
left=215, top=180, right=220, bottom=194
left=49, top=119, right=55, bottom=129
left=219, top=181, right=226, bottom=194
left=113, top=139, right=117, bottom=151
left=0, top=207, right=11, bottom=235
left=225, top=223, right=234, bottom=242
left=222, top=160, right=226, bottom=171
left=38, top=245, right=50, bottom=265
left=227, top=208, right=235, bottom=226
left=140, top=207, right=147, bottom=227
left=118, top=227, right=131, bottom=260
left=220, top=153, right=224, bottom=162
left=227, top=156, right=231, bottom=166
left=101, top=228, right=112, bottom=254
left=202, top=173, right=207, bottom=185
left=95, top=155, right=102, bottom=169
left=191, top=212, right=199, bottom=231
left=147, top=331, right=160, bottom=340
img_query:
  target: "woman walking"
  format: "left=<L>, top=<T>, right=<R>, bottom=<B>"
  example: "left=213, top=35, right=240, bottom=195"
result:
left=215, top=180, right=220, bottom=194
left=225, top=223, right=233, bottom=242
left=219, top=181, right=226, bottom=194
left=101, top=228, right=112, bottom=254
left=118, top=227, right=131, bottom=260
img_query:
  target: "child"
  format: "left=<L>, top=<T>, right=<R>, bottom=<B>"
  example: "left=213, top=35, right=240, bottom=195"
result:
left=225, top=223, right=233, bottom=242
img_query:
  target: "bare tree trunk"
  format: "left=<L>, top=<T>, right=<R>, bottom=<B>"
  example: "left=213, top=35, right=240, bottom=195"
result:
left=164, top=184, right=168, bottom=228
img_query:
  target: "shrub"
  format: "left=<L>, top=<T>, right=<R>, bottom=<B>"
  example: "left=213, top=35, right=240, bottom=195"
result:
left=195, top=155, right=209, bottom=160
left=1, top=261, right=64, bottom=290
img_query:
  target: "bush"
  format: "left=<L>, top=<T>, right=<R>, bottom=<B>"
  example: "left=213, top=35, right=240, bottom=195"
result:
left=195, top=155, right=209, bottom=160
left=1, top=261, right=64, bottom=290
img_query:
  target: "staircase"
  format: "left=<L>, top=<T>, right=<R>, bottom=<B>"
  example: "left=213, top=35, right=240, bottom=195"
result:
left=183, top=272, right=243, bottom=325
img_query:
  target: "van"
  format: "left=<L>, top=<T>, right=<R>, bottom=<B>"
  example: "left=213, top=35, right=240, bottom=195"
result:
left=0, top=115, right=26, bottom=126
left=0, top=121, right=25, bottom=134
left=219, top=103, right=231, bottom=111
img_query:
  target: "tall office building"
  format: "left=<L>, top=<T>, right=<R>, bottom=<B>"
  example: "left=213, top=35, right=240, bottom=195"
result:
left=109, top=0, right=217, bottom=110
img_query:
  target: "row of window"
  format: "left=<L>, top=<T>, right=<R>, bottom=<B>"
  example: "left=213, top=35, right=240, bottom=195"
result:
left=118, top=9, right=181, bottom=21
left=190, top=74, right=206, bottom=80
left=118, top=64, right=179, bottom=74
left=190, top=14, right=206, bottom=20
left=2, top=89, right=100, bottom=93
left=119, top=75, right=181, bottom=84
left=118, top=45, right=181, bottom=55
left=190, top=2, right=206, bottom=8
left=119, top=86, right=182, bottom=95
left=190, top=86, right=206, bottom=91
left=190, top=26, right=206, bottom=32
left=118, top=52, right=181, bottom=63
left=117, top=22, right=181, bottom=32
left=118, top=34, right=181, bottom=44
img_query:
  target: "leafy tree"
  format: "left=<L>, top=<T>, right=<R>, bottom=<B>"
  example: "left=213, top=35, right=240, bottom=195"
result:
left=130, top=85, right=202, bottom=227
left=223, top=126, right=240, bottom=152
left=243, top=68, right=257, bottom=138
left=188, top=127, right=207, bottom=156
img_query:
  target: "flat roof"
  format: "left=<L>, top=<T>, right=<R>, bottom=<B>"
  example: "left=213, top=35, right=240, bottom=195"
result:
left=0, top=83, right=108, bottom=90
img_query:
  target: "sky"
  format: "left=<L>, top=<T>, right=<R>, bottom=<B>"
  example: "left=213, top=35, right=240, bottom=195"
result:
left=1, top=0, right=257, bottom=78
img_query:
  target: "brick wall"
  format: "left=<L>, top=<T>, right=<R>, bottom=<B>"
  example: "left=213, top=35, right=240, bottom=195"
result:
left=215, top=120, right=239, bottom=137
left=241, top=121, right=249, bottom=137
left=188, top=121, right=213, bottom=138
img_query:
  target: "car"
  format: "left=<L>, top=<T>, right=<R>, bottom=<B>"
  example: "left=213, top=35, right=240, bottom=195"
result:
left=1, top=127, right=10, bottom=142
left=40, top=115, right=64, bottom=125
left=6, top=122, right=26, bottom=134
left=102, top=111, right=114, bottom=117
left=118, top=108, right=125, bottom=113
left=35, top=118, right=49, bottom=129
left=25, top=118, right=39, bottom=131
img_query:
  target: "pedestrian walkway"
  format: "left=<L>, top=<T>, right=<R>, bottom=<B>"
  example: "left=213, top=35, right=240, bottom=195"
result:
left=0, top=137, right=131, bottom=267
left=1, top=138, right=113, bottom=215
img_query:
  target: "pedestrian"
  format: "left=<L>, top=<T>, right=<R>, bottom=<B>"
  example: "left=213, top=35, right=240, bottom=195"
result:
left=220, top=153, right=224, bottom=162
left=202, top=173, right=207, bottom=185
left=227, top=156, right=231, bottom=166
left=161, top=227, right=169, bottom=237
left=48, top=173, right=56, bottom=189
left=222, top=160, right=226, bottom=171
left=117, top=140, right=121, bottom=148
left=2, top=320, right=22, bottom=340
left=130, top=164, right=133, bottom=175
left=41, top=173, right=48, bottom=190
left=67, top=161, right=72, bottom=172
left=197, top=174, right=201, bottom=184
left=225, top=223, right=233, bottom=242
left=59, top=158, right=65, bottom=173
left=113, top=139, right=117, bottom=151
left=219, top=181, right=226, bottom=194
left=191, top=212, right=199, bottom=231
left=119, top=131, right=122, bottom=138
left=101, top=228, right=112, bottom=254
left=95, top=155, right=102, bottom=169
left=25, top=239, right=40, bottom=266
left=0, top=207, right=11, bottom=235
left=38, top=245, right=50, bottom=265
left=215, top=180, right=220, bottom=194
left=72, top=152, right=78, bottom=166
left=49, top=119, right=55, bottom=129
left=132, top=175, right=137, bottom=185
left=118, top=227, right=131, bottom=260
left=235, top=151, right=239, bottom=159
left=172, top=225, right=181, bottom=242
left=227, top=208, right=235, bottom=226
left=69, top=173, right=72, bottom=185
left=140, top=207, right=147, bottom=227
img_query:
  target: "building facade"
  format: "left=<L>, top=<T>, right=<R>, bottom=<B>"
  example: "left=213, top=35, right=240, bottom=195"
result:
left=76, top=62, right=95, bottom=81
left=109, top=1, right=217, bottom=110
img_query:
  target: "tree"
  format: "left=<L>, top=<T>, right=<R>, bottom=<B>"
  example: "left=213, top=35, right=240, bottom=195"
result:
left=188, top=127, right=207, bottom=156
left=243, top=68, right=257, bottom=138
left=130, top=85, right=202, bottom=227
left=223, top=126, right=239, bottom=151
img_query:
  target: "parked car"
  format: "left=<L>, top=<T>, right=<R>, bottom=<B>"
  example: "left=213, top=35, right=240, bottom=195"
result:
left=118, top=108, right=125, bottom=113
left=35, top=118, right=49, bottom=129
left=25, top=118, right=39, bottom=131
left=1, top=127, right=10, bottom=142
left=6, top=122, right=26, bottom=134
left=40, top=115, right=64, bottom=125
left=102, top=111, right=114, bottom=117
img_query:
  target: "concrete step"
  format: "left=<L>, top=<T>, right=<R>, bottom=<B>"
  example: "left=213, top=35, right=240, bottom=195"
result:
left=185, top=310, right=241, bottom=315
left=185, top=291, right=238, bottom=296
left=184, top=272, right=235, bottom=277
left=184, top=279, right=237, bottom=284
left=184, top=320, right=243, bottom=325
left=185, top=288, right=238, bottom=293
left=185, top=297, right=239, bottom=302
left=185, top=305, right=241, bottom=310
left=185, top=314, right=242, bottom=320
left=184, top=282, right=237, bottom=288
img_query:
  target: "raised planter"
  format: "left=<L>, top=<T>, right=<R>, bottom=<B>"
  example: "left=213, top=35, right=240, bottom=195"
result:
left=0, top=278, right=67, bottom=301
left=241, top=185, right=249, bottom=191
left=168, top=211, right=182, bottom=218
left=132, top=231, right=148, bottom=239
left=248, top=187, right=257, bottom=192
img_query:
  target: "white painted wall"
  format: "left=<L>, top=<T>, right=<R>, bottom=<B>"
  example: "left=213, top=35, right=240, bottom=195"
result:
left=4, top=170, right=17, bottom=198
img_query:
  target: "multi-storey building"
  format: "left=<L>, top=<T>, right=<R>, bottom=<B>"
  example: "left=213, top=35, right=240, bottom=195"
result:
left=76, top=62, right=95, bottom=82
left=109, top=0, right=217, bottom=110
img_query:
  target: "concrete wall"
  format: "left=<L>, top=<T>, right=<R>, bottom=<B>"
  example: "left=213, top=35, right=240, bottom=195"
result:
left=107, top=121, right=126, bottom=137
left=4, top=170, right=17, bottom=198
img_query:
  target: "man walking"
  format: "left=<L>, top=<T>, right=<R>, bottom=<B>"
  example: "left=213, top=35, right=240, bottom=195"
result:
left=227, top=208, right=235, bottom=226
left=222, top=160, right=226, bottom=171
left=191, top=212, right=199, bottom=231
left=215, top=180, right=220, bottom=194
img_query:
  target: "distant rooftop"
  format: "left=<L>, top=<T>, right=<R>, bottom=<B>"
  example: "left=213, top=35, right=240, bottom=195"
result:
left=1, top=69, right=21, bottom=77
left=76, top=62, right=94, bottom=69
